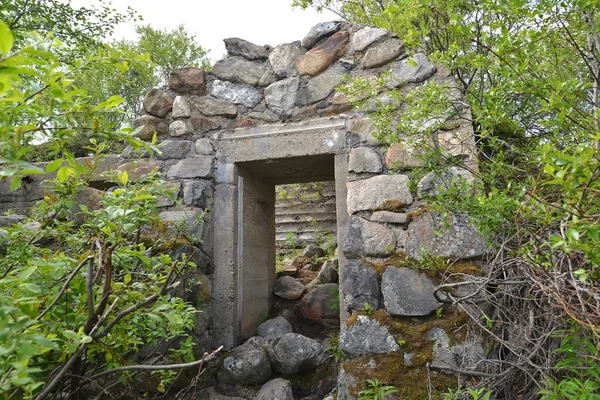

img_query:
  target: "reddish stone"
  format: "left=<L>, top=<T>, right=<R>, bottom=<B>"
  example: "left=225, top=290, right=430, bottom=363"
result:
left=235, top=118, right=256, bottom=128
left=191, top=117, right=220, bottom=133
left=168, top=68, right=206, bottom=95
left=296, top=31, right=349, bottom=77
left=319, top=103, right=352, bottom=117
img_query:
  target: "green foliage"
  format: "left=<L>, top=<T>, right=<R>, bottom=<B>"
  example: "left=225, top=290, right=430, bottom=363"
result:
left=325, top=335, right=345, bottom=362
left=0, top=21, right=201, bottom=398
left=0, top=20, right=155, bottom=191
left=362, top=302, right=374, bottom=315
left=284, top=231, right=298, bottom=249
left=358, top=378, right=398, bottom=400
left=538, top=328, right=600, bottom=400
left=302, top=0, right=600, bottom=396
left=0, top=0, right=140, bottom=56
left=327, top=286, right=340, bottom=311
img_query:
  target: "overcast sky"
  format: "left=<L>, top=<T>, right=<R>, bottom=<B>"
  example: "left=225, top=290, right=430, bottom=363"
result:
left=74, top=0, right=339, bottom=62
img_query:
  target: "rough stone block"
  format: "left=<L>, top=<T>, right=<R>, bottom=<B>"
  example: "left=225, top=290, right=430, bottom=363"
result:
left=157, top=140, right=194, bottom=159
left=171, top=96, right=191, bottom=118
left=296, top=63, right=349, bottom=106
left=168, top=68, right=206, bottom=95
left=384, top=53, right=437, bottom=88
left=339, top=315, right=399, bottom=356
left=269, top=42, right=305, bottom=78
left=167, top=157, right=213, bottom=179
left=264, top=77, right=300, bottom=117
left=302, top=21, right=343, bottom=49
left=195, top=138, right=215, bottom=156
left=191, top=96, right=237, bottom=118
left=347, top=147, right=382, bottom=173
left=296, top=31, right=349, bottom=76
left=343, top=216, right=396, bottom=258
left=381, top=266, right=442, bottom=316
left=361, top=38, right=405, bottom=69
left=407, top=211, right=487, bottom=259
left=212, top=57, right=267, bottom=86
left=341, top=259, right=379, bottom=310
left=298, top=283, right=339, bottom=324
left=143, top=88, right=173, bottom=118
left=385, top=142, right=426, bottom=169
left=168, top=120, right=191, bottom=137
left=346, top=174, right=413, bottom=214
left=224, top=37, right=269, bottom=60
left=210, top=80, right=262, bottom=108
left=257, top=317, right=293, bottom=339
left=133, top=115, right=168, bottom=140
left=351, top=26, right=388, bottom=52
left=254, top=378, right=294, bottom=400
left=183, top=180, right=213, bottom=209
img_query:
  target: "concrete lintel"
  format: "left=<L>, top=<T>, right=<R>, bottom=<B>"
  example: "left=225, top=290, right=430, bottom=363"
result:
left=223, top=117, right=347, bottom=140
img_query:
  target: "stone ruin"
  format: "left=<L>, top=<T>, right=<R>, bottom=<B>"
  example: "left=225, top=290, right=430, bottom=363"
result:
left=0, top=21, right=488, bottom=399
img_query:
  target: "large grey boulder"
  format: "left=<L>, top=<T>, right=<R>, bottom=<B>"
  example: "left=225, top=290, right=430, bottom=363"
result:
left=346, top=174, right=413, bottom=214
left=195, top=138, right=215, bottom=156
left=212, top=57, right=268, bottom=86
left=339, top=315, right=399, bottom=357
left=257, top=316, right=293, bottom=339
left=343, top=216, right=396, bottom=258
left=385, top=53, right=437, bottom=88
left=264, top=77, right=300, bottom=117
left=361, top=38, right=404, bottom=68
left=341, top=259, right=379, bottom=311
left=302, top=21, right=343, bottom=49
left=143, top=88, right=173, bottom=118
left=254, top=378, right=293, bottom=400
left=157, top=140, right=194, bottom=160
left=351, top=26, right=388, bottom=52
left=417, top=166, right=476, bottom=198
left=167, top=157, right=213, bottom=179
left=224, top=37, right=269, bottom=60
left=407, top=212, right=487, bottom=259
left=211, top=80, right=263, bottom=108
left=220, top=337, right=272, bottom=385
left=298, top=283, right=339, bottom=324
left=296, top=63, right=349, bottom=106
left=133, top=115, right=169, bottom=141
left=273, top=276, right=305, bottom=300
left=191, top=96, right=238, bottom=118
left=348, top=147, right=382, bottom=173
left=318, top=258, right=338, bottom=284
left=381, top=266, right=442, bottom=316
left=268, top=42, right=305, bottom=78
left=183, top=180, right=212, bottom=209
left=302, top=243, right=325, bottom=258
left=267, top=333, right=325, bottom=374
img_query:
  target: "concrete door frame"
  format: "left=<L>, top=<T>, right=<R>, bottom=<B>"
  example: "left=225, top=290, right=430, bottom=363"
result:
left=210, top=118, right=349, bottom=349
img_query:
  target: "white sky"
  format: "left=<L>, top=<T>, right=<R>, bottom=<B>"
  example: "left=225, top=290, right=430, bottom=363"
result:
left=75, top=0, right=339, bottom=62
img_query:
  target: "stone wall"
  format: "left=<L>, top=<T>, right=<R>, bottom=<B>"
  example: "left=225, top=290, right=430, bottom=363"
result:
left=0, top=20, right=486, bottom=398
